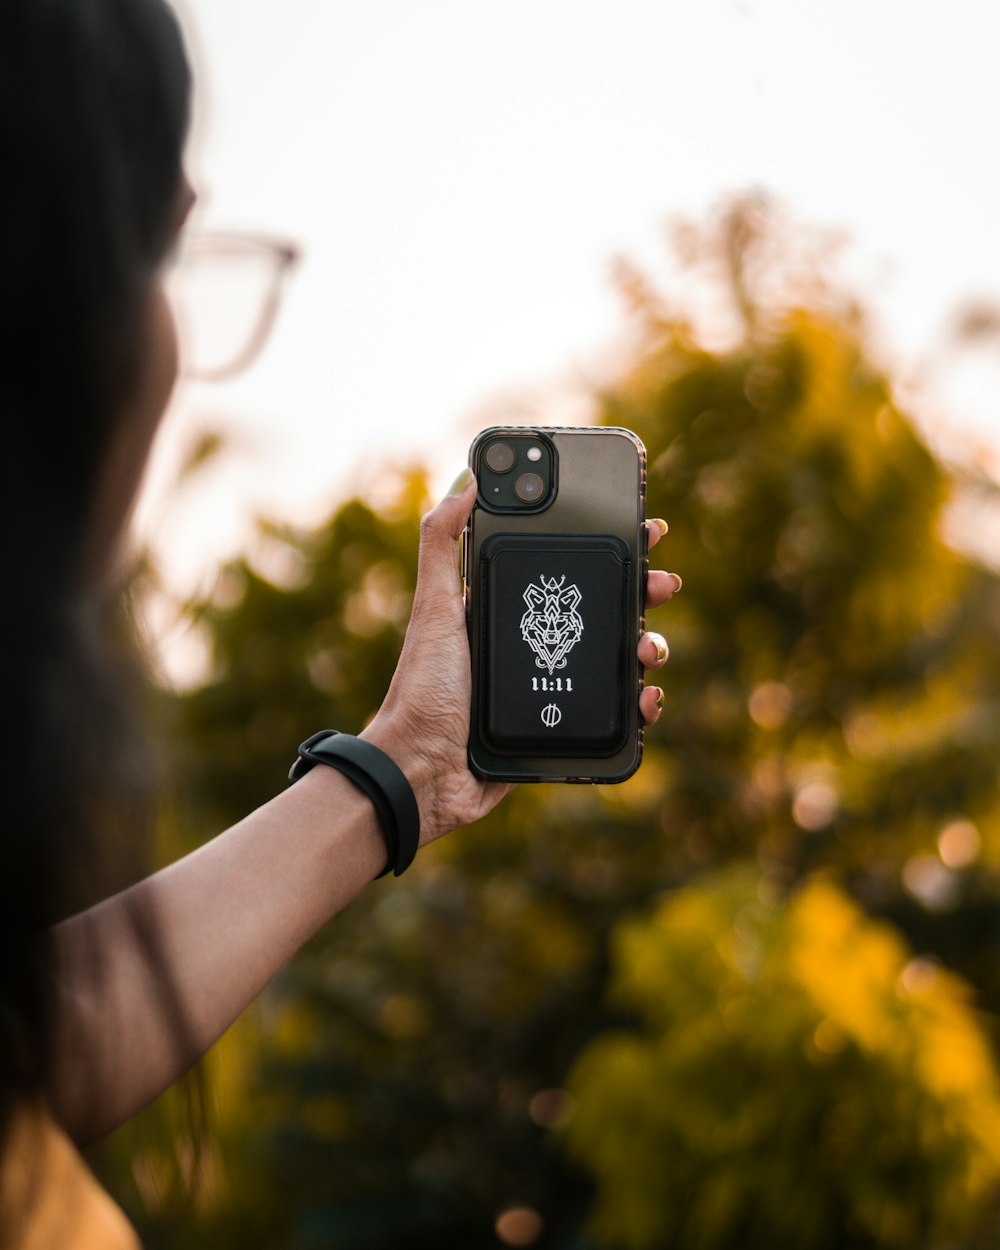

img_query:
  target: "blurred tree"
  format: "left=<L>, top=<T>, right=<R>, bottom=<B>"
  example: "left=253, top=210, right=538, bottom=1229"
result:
left=607, top=197, right=1000, bottom=1003
left=99, top=196, right=1000, bottom=1249
left=565, top=866, right=1000, bottom=1248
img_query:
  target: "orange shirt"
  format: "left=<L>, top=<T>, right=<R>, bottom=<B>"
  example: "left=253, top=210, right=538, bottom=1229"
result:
left=2, top=1108, right=139, bottom=1250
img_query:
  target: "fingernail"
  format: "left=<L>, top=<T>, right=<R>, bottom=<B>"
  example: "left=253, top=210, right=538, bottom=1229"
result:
left=653, top=636, right=667, bottom=663
left=449, top=466, right=476, bottom=495
left=651, top=518, right=669, bottom=535
left=654, top=687, right=665, bottom=709
left=667, top=573, right=683, bottom=594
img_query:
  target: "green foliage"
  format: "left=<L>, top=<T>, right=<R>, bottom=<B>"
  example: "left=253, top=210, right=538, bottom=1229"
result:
left=173, top=473, right=427, bottom=828
left=106, top=198, right=1000, bottom=1248
left=565, top=865, right=1000, bottom=1249
left=613, top=213, right=1000, bottom=894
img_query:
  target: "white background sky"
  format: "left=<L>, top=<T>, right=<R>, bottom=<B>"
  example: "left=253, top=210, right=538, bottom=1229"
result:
left=140, top=0, right=1000, bottom=602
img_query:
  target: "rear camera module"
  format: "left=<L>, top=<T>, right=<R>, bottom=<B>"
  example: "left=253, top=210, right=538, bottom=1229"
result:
left=475, top=432, right=554, bottom=513
left=513, top=471, right=544, bottom=503
left=484, top=442, right=516, bottom=473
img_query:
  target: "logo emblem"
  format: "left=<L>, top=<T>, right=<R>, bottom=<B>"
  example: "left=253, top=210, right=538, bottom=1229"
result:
left=520, top=574, right=583, bottom=675
left=541, top=703, right=562, bottom=728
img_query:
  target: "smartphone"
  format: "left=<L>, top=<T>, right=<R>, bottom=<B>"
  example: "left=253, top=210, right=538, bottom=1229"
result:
left=464, top=426, right=648, bottom=783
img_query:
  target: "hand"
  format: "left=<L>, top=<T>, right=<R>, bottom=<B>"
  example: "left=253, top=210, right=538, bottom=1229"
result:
left=361, top=471, right=507, bottom=844
left=362, top=473, right=681, bottom=844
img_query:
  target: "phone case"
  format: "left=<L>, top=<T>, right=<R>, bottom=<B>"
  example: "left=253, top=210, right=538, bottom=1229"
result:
left=465, top=426, right=647, bottom=782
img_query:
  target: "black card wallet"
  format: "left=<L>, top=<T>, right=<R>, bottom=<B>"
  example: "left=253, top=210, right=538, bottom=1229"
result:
left=477, top=533, right=630, bottom=756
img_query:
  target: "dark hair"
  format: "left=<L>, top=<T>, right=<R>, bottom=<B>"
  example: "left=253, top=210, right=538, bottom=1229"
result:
left=0, top=0, right=191, bottom=1162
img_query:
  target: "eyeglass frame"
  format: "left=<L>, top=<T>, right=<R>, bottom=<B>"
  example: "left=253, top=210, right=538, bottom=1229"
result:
left=168, top=230, right=301, bottom=382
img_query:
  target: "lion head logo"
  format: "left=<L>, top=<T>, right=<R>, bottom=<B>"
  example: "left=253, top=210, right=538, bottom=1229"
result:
left=520, top=574, right=583, bottom=675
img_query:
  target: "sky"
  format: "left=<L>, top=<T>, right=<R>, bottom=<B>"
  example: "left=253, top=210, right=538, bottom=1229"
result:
left=138, top=0, right=1000, bottom=609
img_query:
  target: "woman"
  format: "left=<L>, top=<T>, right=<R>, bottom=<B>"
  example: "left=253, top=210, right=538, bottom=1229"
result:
left=0, top=0, right=680, bottom=1243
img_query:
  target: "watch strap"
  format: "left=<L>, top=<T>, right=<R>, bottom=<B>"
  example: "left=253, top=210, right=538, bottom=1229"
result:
left=289, top=730, right=420, bottom=877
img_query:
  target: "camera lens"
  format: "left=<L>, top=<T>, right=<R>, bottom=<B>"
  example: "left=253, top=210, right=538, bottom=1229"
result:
left=514, top=472, right=544, bottom=503
left=484, top=442, right=516, bottom=473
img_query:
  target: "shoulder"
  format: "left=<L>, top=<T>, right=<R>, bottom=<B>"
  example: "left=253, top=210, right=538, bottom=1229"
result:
left=2, top=1105, right=140, bottom=1250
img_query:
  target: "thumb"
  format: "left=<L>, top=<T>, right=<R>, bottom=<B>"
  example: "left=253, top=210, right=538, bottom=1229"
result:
left=413, top=467, right=476, bottom=601
left=427, top=467, right=477, bottom=538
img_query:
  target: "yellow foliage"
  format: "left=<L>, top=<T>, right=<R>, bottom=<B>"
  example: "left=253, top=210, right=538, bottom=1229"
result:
left=565, top=867, right=1000, bottom=1249
left=788, top=879, right=907, bottom=1053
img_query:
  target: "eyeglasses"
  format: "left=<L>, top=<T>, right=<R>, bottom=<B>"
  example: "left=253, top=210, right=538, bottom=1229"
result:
left=166, top=231, right=300, bottom=381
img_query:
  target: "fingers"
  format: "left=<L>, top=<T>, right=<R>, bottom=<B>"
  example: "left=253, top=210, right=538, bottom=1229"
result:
left=639, top=630, right=668, bottom=669
left=643, top=522, right=676, bottom=728
left=646, top=517, right=668, bottom=552
left=640, top=684, right=664, bottom=725
left=639, top=614, right=669, bottom=723
left=646, top=569, right=683, bottom=609
left=639, top=631, right=668, bottom=726
left=644, top=520, right=682, bottom=608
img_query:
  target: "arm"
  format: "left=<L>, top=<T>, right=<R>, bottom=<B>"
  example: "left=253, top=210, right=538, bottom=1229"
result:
left=48, top=763, right=392, bottom=1144
left=47, top=479, right=678, bottom=1144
